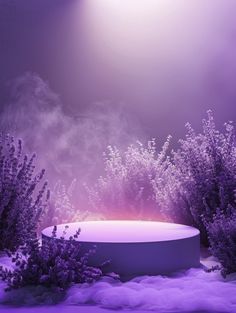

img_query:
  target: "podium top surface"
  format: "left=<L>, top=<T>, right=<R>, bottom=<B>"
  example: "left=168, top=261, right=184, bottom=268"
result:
left=42, top=220, right=200, bottom=243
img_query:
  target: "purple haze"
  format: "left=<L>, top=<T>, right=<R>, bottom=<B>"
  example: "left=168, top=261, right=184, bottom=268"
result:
left=0, top=2, right=236, bottom=312
left=0, top=0, right=236, bottom=223
left=1, top=0, right=236, bottom=141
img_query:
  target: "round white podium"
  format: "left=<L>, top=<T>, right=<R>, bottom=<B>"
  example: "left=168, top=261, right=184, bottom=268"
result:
left=42, top=220, right=200, bottom=279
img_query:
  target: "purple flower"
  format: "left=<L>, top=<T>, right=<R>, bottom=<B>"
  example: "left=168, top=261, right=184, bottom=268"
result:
left=0, top=133, right=49, bottom=251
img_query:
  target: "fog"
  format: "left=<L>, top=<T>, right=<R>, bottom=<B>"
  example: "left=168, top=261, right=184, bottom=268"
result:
left=1, top=264, right=236, bottom=313
left=0, top=73, right=143, bottom=186
left=66, top=268, right=236, bottom=312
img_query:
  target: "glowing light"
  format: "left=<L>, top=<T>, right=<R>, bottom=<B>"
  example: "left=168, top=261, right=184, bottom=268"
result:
left=42, top=220, right=199, bottom=243
left=95, top=0, right=165, bottom=16
left=74, top=0, right=186, bottom=75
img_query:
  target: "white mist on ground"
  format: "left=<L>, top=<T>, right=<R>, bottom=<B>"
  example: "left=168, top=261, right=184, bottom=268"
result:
left=0, top=256, right=236, bottom=313
left=65, top=268, right=236, bottom=313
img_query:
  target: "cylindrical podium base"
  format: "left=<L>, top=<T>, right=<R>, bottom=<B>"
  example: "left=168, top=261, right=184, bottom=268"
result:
left=42, top=220, right=200, bottom=279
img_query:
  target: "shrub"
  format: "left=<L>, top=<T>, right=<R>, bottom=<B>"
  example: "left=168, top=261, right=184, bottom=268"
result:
left=0, top=133, right=49, bottom=251
left=0, top=226, right=106, bottom=291
left=158, top=111, right=236, bottom=245
left=40, top=180, right=89, bottom=230
left=87, top=138, right=171, bottom=220
left=207, top=207, right=236, bottom=276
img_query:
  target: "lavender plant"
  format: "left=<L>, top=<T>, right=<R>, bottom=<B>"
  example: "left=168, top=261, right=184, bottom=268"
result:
left=40, top=180, right=89, bottom=230
left=157, top=111, right=236, bottom=244
left=0, top=226, right=105, bottom=291
left=207, top=207, right=236, bottom=276
left=0, top=133, right=49, bottom=251
left=87, top=138, right=171, bottom=220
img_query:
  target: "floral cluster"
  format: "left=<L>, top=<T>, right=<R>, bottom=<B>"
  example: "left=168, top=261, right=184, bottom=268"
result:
left=1, top=109, right=236, bottom=280
left=158, top=110, right=236, bottom=245
left=207, top=207, right=236, bottom=276
left=40, top=180, right=88, bottom=230
left=0, top=226, right=106, bottom=291
left=87, top=138, right=171, bottom=220
left=0, top=133, right=49, bottom=251
left=88, top=111, right=236, bottom=275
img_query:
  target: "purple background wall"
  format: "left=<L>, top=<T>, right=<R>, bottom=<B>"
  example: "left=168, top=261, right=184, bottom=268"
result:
left=0, top=0, right=236, bottom=185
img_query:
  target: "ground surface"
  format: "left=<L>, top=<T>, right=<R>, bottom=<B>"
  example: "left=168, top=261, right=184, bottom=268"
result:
left=0, top=255, right=235, bottom=313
